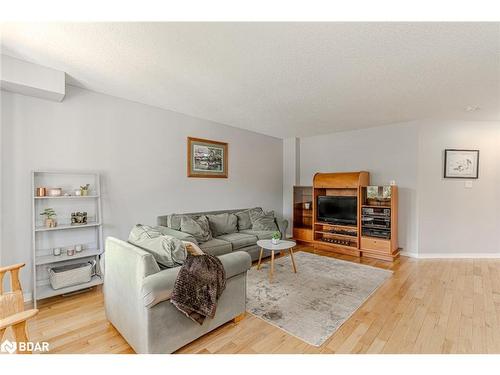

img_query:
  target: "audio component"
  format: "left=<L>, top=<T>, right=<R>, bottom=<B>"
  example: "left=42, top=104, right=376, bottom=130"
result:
left=362, top=206, right=391, bottom=239
left=320, top=237, right=353, bottom=246
left=325, top=228, right=357, bottom=237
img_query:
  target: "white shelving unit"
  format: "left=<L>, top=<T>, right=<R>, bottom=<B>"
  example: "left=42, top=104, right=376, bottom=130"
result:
left=35, top=222, right=101, bottom=232
left=32, top=171, right=104, bottom=307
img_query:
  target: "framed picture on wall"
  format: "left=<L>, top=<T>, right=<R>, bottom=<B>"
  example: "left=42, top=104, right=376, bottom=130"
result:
left=444, top=149, right=479, bottom=179
left=187, top=137, right=228, bottom=178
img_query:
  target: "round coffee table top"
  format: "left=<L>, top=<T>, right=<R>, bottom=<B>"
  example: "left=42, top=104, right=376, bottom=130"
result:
left=257, top=239, right=296, bottom=251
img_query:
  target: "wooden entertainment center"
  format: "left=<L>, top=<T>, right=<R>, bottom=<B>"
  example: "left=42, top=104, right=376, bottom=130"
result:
left=292, top=171, right=400, bottom=261
left=292, top=186, right=314, bottom=244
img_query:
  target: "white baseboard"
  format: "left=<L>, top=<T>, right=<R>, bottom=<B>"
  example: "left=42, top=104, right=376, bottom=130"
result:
left=23, top=292, right=33, bottom=303
left=296, top=247, right=500, bottom=260
left=400, top=252, right=500, bottom=259
left=399, top=251, right=418, bottom=258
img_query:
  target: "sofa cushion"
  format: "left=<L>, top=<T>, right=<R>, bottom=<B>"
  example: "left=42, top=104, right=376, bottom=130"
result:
left=180, top=215, right=212, bottom=243
left=141, top=251, right=252, bottom=308
left=166, top=214, right=183, bottom=230
left=216, top=232, right=258, bottom=250
left=198, top=238, right=232, bottom=257
left=249, top=210, right=279, bottom=231
left=234, top=208, right=260, bottom=230
left=155, top=225, right=198, bottom=244
left=128, top=224, right=187, bottom=268
left=239, top=229, right=275, bottom=240
left=206, top=213, right=238, bottom=237
left=235, top=210, right=251, bottom=230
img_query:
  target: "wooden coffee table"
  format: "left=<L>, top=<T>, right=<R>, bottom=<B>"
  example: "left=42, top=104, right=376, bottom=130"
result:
left=256, top=239, right=297, bottom=281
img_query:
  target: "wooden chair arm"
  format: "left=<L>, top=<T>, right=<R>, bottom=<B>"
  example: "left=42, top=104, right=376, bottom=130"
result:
left=0, top=309, right=38, bottom=331
left=0, top=263, right=25, bottom=274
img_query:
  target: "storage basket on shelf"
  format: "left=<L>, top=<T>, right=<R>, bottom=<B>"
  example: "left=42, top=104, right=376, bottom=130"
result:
left=48, top=261, right=95, bottom=290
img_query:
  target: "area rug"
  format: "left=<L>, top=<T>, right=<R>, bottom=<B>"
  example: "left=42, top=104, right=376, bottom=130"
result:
left=246, top=251, right=392, bottom=346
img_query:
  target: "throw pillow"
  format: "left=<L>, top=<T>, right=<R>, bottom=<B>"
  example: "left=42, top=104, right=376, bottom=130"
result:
left=166, top=214, right=184, bottom=230
left=236, top=207, right=264, bottom=230
left=235, top=210, right=251, bottom=230
left=249, top=210, right=279, bottom=231
left=248, top=207, right=264, bottom=217
left=128, top=224, right=187, bottom=268
left=180, top=215, right=212, bottom=243
left=206, top=213, right=238, bottom=237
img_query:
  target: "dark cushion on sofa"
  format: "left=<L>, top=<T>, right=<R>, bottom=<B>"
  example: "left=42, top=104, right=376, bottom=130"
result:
left=216, top=232, right=258, bottom=250
left=235, top=210, right=249, bottom=230
left=206, top=213, right=238, bottom=237
left=236, top=208, right=264, bottom=231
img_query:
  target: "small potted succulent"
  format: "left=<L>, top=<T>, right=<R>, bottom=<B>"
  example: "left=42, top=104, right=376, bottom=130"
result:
left=80, top=184, right=90, bottom=196
left=40, top=208, right=57, bottom=228
left=271, top=231, right=281, bottom=245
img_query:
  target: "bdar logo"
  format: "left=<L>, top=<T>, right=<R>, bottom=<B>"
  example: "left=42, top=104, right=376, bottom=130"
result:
left=1, top=339, right=17, bottom=354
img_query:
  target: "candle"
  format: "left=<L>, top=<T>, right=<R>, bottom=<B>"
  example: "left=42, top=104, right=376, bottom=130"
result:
left=36, top=187, right=46, bottom=197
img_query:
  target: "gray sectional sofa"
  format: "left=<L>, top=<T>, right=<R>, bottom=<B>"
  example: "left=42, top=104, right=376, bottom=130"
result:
left=104, top=238, right=251, bottom=353
left=104, top=208, right=287, bottom=353
left=157, top=208, right=288, bottom=261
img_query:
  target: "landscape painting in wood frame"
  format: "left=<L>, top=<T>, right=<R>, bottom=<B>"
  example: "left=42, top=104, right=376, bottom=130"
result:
left=187, top=137, right=228, bottom=178
left=444, top=149, right=479, bottom=179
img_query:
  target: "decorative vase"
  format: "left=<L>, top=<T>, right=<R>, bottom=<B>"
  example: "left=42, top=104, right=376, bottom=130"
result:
left=272, top=238, right=279, bottom=245
left=47, top=188, right=62, bottom=197
left=81, top=189, right=88, bottom=196
left=36, top=187, right=46, bottom=197
left=45, top=218, right=57, bottom=228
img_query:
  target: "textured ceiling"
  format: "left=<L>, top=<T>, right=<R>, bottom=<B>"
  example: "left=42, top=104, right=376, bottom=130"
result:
left=1, top=22, right=499, bottom=138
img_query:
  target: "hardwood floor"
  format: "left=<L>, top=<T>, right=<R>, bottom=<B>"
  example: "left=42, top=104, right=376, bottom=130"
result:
left=10, top=246, right=500, bottom=354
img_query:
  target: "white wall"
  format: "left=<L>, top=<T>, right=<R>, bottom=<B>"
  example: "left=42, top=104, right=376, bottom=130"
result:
left=0, top=89, right=3, bottom=266
left=1, top=85, right=283, bottom=296
left=417, top=121, right=500, bottom=256
left=1, top=54, right=65, bottom=102
left=295, top=120, right=500, bottom=257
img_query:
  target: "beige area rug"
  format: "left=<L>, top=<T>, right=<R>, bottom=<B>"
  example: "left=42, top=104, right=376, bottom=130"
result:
left=246, top=251, right=392, bottom=346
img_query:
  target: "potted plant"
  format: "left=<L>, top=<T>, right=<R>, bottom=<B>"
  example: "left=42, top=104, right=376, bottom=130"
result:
left=271, top=231, right=281, bottom=245
left=40, top=208, right=57, bottom=228
left=80, top=184, right=90, bottom=196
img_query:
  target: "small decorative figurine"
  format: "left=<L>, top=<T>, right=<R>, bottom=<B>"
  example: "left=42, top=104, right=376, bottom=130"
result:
left=80, top=184, right=90, bottom=196
left=40, top=208, right=57, bottom=228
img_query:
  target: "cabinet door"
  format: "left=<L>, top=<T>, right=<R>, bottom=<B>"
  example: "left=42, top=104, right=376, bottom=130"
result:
left=293, top=228, right=312, bottom=242
left=361, top=237, right=391, bottom=253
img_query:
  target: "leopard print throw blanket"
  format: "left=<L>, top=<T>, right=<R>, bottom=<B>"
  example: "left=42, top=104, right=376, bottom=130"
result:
left=170, top=253, right=226, bottom=325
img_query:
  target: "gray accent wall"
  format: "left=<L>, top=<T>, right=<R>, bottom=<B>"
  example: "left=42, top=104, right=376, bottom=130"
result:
left=1, top=85, right=283, bottom=297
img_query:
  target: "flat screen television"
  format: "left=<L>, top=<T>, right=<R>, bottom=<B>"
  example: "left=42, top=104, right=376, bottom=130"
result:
left=317, top=196, right=357, bottom=225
